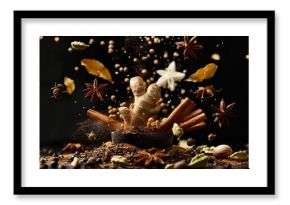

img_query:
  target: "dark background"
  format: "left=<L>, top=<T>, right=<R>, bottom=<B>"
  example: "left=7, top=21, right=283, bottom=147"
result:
left=40, top=36, right=248, bottom=150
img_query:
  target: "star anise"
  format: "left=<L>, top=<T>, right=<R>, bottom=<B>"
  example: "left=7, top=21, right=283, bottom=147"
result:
left=193, top=85, right=220, bottom=100
left=83, top=78, right=107, bottom=102
left=134, top=148, right=168, bottom=168
left=175, top=36, right=203, bottom=60
left=211, top=98, right=236, bottom=128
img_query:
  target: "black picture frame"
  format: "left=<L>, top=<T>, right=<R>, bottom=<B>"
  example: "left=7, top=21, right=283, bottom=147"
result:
left=14, top=10, right=275, bottom=195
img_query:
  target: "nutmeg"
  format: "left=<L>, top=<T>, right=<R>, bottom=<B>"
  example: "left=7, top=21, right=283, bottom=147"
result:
left=213, top=144, right=233, bottom=159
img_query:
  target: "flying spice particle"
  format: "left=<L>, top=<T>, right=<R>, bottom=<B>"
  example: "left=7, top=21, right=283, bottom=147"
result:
left=67, top=47, right=73, bottom=53
left=245, top=54, right=249, bottom=59
left=115, top=64, right=120, bottom=69
left=154, top=59, right=159, bottom=65
left=149, top=49, right=155, bottom=54
left=173, top=52, right=179, bottom=58
left=108, top=48, right=114, bottom=54
left=163, top=52, right=168, bottom=59
left=111, top=95, right=116, bottom=101
left=211, top=53, right=221, bottom=61
left=89, top=38, right=94, bottom=45
left=141, top=69, right=148, bottom=75
left=74, top=66, right=79, bottom=71
left=123, top=67, right=128, bottom=72
left=53, top=36, right=60, bottom=43
left=118, top=67, right=123, bottom=72
left=153, top=38, right=161, bottom=44
left=100, top=41, right=105, bottom=46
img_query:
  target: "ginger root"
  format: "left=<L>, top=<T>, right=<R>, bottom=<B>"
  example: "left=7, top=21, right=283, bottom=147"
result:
left=119, top=76, right=161, bottom=130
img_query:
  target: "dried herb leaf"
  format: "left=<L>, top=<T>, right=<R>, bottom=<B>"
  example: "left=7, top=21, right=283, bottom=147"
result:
left=188, top=154, right=208, bottom=168
left=186, top=63, right=218, bottom=83
left=64, top=76, right=75, bottom=94
left=229, top=150, right=248, bottom=161
left=81, top=59, right=112, bottom=82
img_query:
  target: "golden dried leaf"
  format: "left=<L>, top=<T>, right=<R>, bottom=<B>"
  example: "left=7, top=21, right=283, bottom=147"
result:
left=64, top=76, right=75, bottom=95
left=186, top=63, right=218, bottom=83
left=81, top=59, right=112, bottom=82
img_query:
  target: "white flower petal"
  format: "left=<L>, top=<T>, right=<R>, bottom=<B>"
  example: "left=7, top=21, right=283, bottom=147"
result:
left=156, top=76, right=168, bottom=87
left=168, top=78, right=175, bottom=91
left=156, top=69, right=167, bottom=76
left=172, top=72, right=185, bottom=81
left=167, top=61, right=176, bottom=72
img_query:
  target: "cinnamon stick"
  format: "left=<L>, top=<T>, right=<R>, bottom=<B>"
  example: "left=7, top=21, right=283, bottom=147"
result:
left=175, top=101, right=195, bottom=123
left=180, top=113, right=206, bottom=131
left=181, top=108, right=203, bottom=122
left=87, top=109, right=122, bottom=131
left=159, top=97, right=192, bottom=131
left=184, top=122, right=206, bottom=132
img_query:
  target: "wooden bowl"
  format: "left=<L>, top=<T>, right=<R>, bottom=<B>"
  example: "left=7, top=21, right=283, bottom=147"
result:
left=111, top=131, right=173, bottom=149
